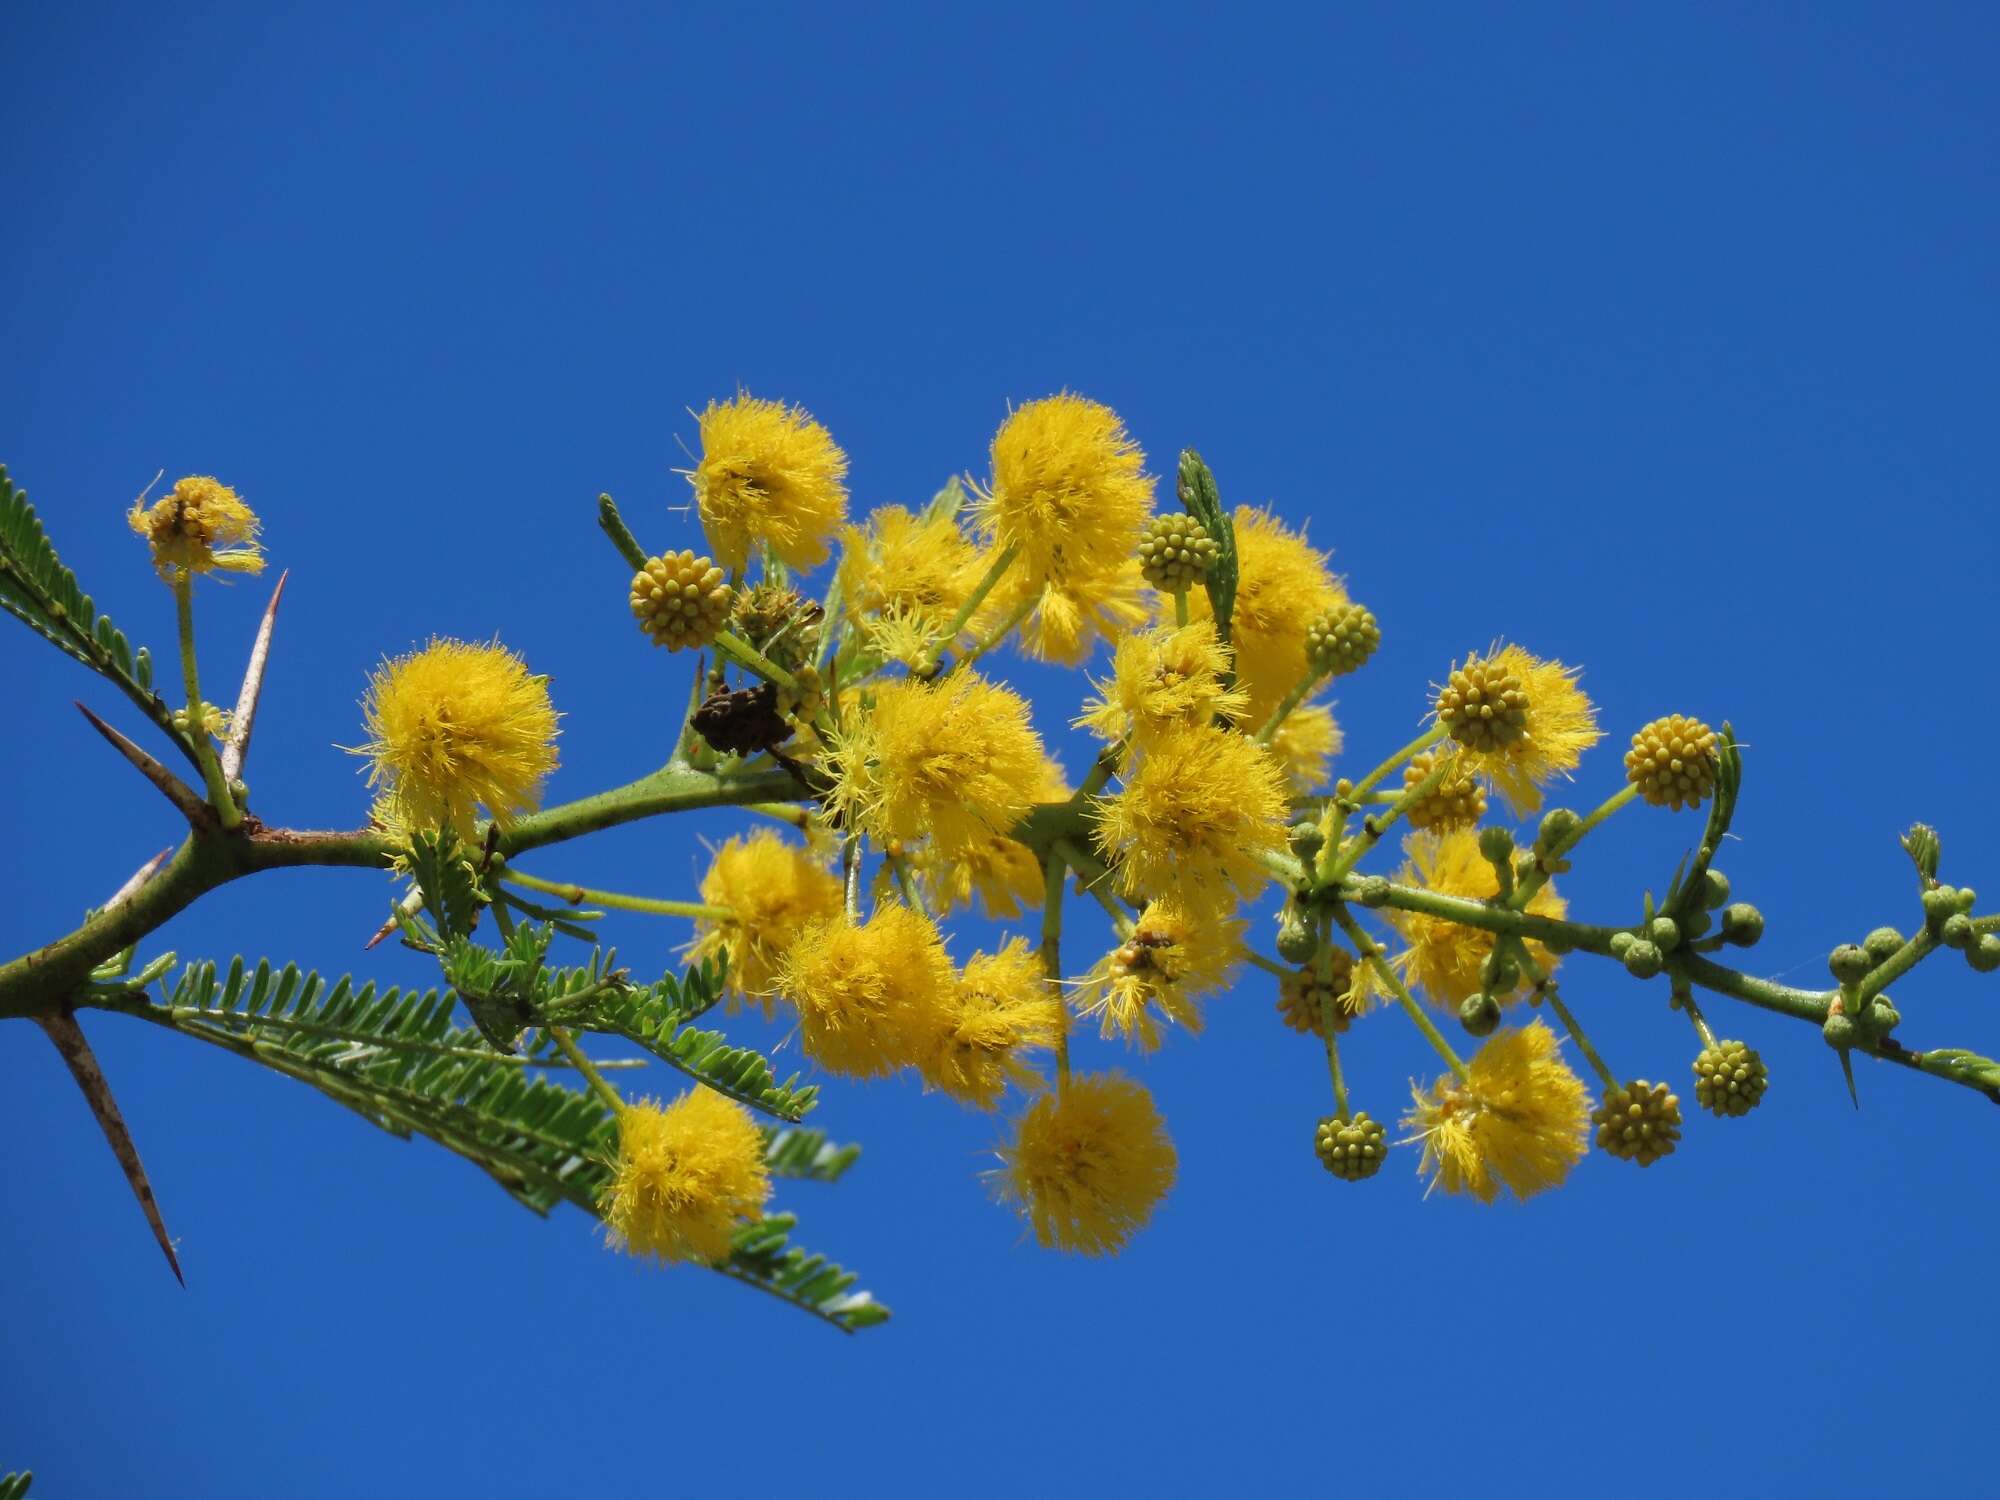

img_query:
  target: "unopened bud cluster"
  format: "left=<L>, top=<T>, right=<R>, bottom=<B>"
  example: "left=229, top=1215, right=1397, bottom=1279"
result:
left=1692, top=1040, right=1768, bottom=1117
left=1435, top=658, right=1529, bottom=751
left=1277, top=954, right=1357, bottom=1037
left=1136, top=512, right=1219, bottom=592
left=1624, top=714, right=1720, bottom=811
left=1592, top=1080, right=1682, bottom=1165
left=1305, top=603, right=1380, bottom=678
left=1402, top=751, right=1486, bottom=832
left=1314, top=1112, right=1387, bottom=1181
left=631, top=551, right=733, bottom=650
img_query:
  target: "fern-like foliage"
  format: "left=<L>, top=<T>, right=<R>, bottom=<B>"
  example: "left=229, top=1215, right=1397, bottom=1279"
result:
left=727, top=1214, right=891, bottom=1332
left=0, top=1470, right=33, bottom=1500
left=0, top=465, right=193, bottom=764
left=107, top=953, right=884, bottom=1327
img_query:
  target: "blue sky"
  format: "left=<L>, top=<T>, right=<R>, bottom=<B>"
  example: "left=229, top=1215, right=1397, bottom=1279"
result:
left=3, top=3, right=1996, bottom=1495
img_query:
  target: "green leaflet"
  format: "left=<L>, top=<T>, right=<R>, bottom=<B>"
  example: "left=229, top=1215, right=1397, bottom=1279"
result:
left=0, top=1470, right=33, bottom=1500
left=588, top=983, right=819, bottom=1122
left=1176, top=449, right=1238, bottom=643
left=761, top=1125, right=861, bottom=1183
left=407, top=829, right=484, bottom=942
left=0, top=464, right=189, bottom=763
left=727, top=1214, right=892, bottom=1333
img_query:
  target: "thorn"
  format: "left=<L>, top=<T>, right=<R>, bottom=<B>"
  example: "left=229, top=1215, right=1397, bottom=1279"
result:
left=74, top=702, right=208, bottom=826
left=365, top=887, right=426, bottom=950
left=220, top=569, right=287, bottom=783
left=36, top=1011, right=185, bottom=1286
left=104, top=847, right=173, bottom=909
left=1840, top=1048, right=1860, bottom=1109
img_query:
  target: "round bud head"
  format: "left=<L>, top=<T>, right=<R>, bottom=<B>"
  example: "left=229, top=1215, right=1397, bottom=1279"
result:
left=1136, top=512, right=1220, bottom=593
left=1648, top=917, right=1682, bottom=953
left=1288, top=819, right=1326, bottom=861
left=1921, top=887, right=1960, bottom=930
left=1314, top=1112, right=1388, bottom=1182
left=1275, top=904, right=1320, bottom=964
left=1305, top=603, right=1381, bottom=678
left=1942, top=913, right=1975, bottom=951
left=1477, top=828, right=1516, bottom=868
left=1822, top=1013, right=1858, bottom=1050
left=1863, top=997, right=1901, bottom=1034
left=1277, top=953, right=1357, bottom=1038
left=1401, top=751, right=1487, bottom=832
left=1435, top=657, right=1530, bottom=752
left=1863, top=927, right=1906, bottom=962
left=1680, top=908, right=1713, bottom=941
left=1458, top=993, right=1502, bottom=1038
left=1958, top=887, right=1979, bottom=913
left=1535, top=808, right=1581, bottom=849
left=1692, top=1039, right=1769, bottom=1118
left=1623, top=939, right=1665, bottom=979
left=1968, top=934, right=2000, bottom=974
left=631, top=551, right=734, bottom=651
left=1623, top=714, right=1721, bottom=811
left=1720, top=903, right=1764, bottom=947
left=1592, top=1080, right=1683, bottom=1166
left=1828, top=944, right=1872, bottom=985
left=1608, top=930, right=1637, bottom=960
left=1699, top=869, right=1732, bottom=911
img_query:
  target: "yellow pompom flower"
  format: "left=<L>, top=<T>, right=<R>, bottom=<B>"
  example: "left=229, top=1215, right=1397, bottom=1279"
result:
left=1074, top=900, right=1245, bottom=1050
left=1403, top=1021, right=1591, bottom=1202
left=994, top=1072, right=1177, bottom=1255
left=926, top=754, right=1069, bottom=919
left=920, top=938, right=1059, bottom=1109
left=128, top=475, right=265, bottom=581
left=1375, top=829, right=1565, bottom=1008
left=1092, top=723, right=1291, bottom=906
left=1185, top=505, right=1345, bottom=718
left=1267, top=701, right=1344, bottom=793
left=777, top=905, right=955, bottom=1078
left=1432, top=644, right=1601, bottom=815
left=995, top=555, right=1155, bottom=666
left=837, top=503, right=989, bottom=646
left=976, top=393, right=1154, bottom=596
left=690, top=392, right=849, bottom=572
left=601, top=1089, right=773, bottom=1265
left=827, top=671, right=1047, bottom=858
left=686, top=830, right=845, bottom=1013
left=355, top=639, right=560, bottom=839
left=1076, top=620, right=1251, bottom=745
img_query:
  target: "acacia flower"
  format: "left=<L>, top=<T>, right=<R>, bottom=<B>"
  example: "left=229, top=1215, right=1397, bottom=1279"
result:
left=919, top=938, right=1059, bottom=1109
left=1267, top=702, right=1343, bottom=794
left=994, top=1072, right=1176, bottom=1255
left=777, top=905, right=955, bottom=1078
left=1092, top=723, right=1291, bottom=906
left=601, top=1089, right=772, bottom=1264
left=837, top=503, right=990, bottom=647
left=827, top=671, right=1047, bottom=858
left=686, top=830, right=845, bottom=1012
left=976, top=393, right=1154, bottom=597
left=1373, top=828, right=1565, bottom=1008
left=997, top=555, right=1155, bottom=666
left=1432, top=644, right=1601, bottom=815
left=690, top=392, right=849, bottom=572
left=1403, top=1021, right=1592, bottom=1202
left=1076, top=620, right=1250, bottom=745
left=355, top=638, right=560, bottom=839
left=926, top=753, right=1069, bottom=919
left=128, top=475, right=264, bottom=581
left=1073, top=900, right=1245, bottom=1051
left=1184, top=504, right=1345, bottom=719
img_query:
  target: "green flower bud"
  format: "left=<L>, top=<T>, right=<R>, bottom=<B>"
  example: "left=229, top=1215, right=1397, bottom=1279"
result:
left=1535, top=808, right=1581, bottom=850
left=1608, top=930, right=1637, bottom=959
left=1275, top=904, right=1320, bottom=964
left=1679, top=907, right=1713, bottom=941
left=1314, top=1112, right=1388, bottom=1182
left=1822, top=1013, right=1858, bottom=1050
left=1592, top=1080, right=1683, bottom=1165
left=1829, top=945, right=1872, bottom=985
left=1693, top=1040, right=1769, bottom=1118
left=1477, top=826, right=1516, bottom=866
left=1623, top=940, right=1664, bottom=979
left=1968, top=934, right=2000, bottom=974
left=1699, top=868, right=1732, bottom=911
left=1863, top=997, right=1900, bottom=1035
left=1957, top=886, right=1979, bottom=913
left=1922, top=887, right=1960, bottom=931
left=1352, top=876, right=1391, bottom=909
left=1863, top=927, right=1906, bottom=962
left=1288, top=819, right=1326, bottom=862
left=1720, top=903, right=1764, bottom=947
left=1942, top=913, right=1975, bottom=951
left=1459, top=993, right=1502, bottom=1038
left=1648, top=916, right=1681, bottom=953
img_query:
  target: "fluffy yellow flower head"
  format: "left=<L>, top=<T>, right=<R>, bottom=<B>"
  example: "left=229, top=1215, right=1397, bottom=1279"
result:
left=926, top=753, right=1069, bottom=919
left=686, top=830, right=845, bottom=1012
left=828, top=671, right=1047, bottom=858
left=1186, top=505, right=1345, bottom=718
left=601, top=1088, right=772, bottom=1265
left=355, top=638, right=560, bottom=839
left=1074, top=900, right=1245, bottom=1051
left=1267, top=701, right=1344, bottom=794
left=919, top=938, right=1059, bottom=1109
left=837, top=503, right=990, bottom=648
left=777, top=905, right=955, bottom=1078
left=997, top=555, right=1154, bottom=666
left=1433, top=644, right=1601, bottom=815
left=128, top=475, right=264, bottom=581
left=995, top=1072, right=1177, bottom=1255
left=1378, top=829, right=1565, bottom=1008
left=1077, top=620, right=1251, bottom=745
left=690, top=393, right=849, bottom=572
left=1403, top=1021, right=1591, bottom=1202
left=977, top=393, right=1154, bottom=598
left=1093, top=723, right=1291, bottom=906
